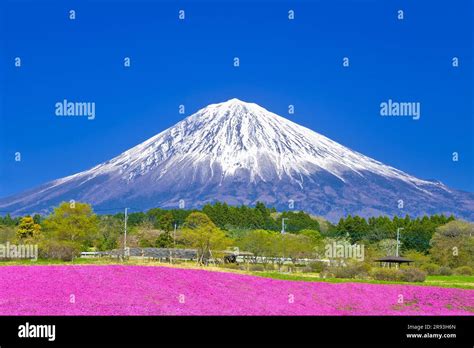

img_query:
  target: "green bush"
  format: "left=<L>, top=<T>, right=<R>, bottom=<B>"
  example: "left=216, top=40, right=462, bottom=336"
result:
left=438, top=266, right=453, bottom=276
left=249, top=264, right=265, bottom=272
left=307, top=261, right=327, bottom=273
left=0, top=226, right=16, bottom=244
left=39, top=240, right=81, bottom=261
left=403, top=250, right=431, bottom=267
left=400, top=268, right=426, bottom=282
left=326, top=263, right=370, bottom=279
left=370, top=267, right=402, bottom=281
left=420, top=263, right=440, bottom=275
left=220, top=263, right=239, bottom=270
left=453, top=266, right=473, bottom=276
left=301, top=265, right=313, bottom=273
left=264, top=263, right=277, bottom=271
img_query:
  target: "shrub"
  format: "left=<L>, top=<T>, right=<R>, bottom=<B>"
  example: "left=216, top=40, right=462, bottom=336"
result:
left=0, top=226, right=16, bottom=244
left=453, top=266, right=473, bottom=276
left=301, top=265, right=313, bottom=273
left=400, top=268, right=426, bottom=282
left=420, top=263, right=440, bottom=275
left=438, top=266, right=453, bottom=276
left=370, top=268, right=402, bottom=281
left=249, top=264, right=265, bottom=272
left=326, top=263, right=370, bottom=279
left=220, top=263, right=239, bottom=270
left=307, top=261, right=327, bottom=273
left=39, top=240, right=81, bottom=261
left=264, top=264, right=276, bottom=271
left=403, top=250, right=431, bottom=267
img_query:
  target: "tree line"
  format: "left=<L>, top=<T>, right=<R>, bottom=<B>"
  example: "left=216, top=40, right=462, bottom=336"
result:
left=0, top=201, right=472, bottom=277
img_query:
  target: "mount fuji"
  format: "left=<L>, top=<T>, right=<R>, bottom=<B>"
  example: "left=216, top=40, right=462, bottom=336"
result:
left=1, top=98, right=473, bottom=221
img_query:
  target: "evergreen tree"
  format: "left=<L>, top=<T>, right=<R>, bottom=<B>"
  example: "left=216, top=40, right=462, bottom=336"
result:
left=158, top=212, right=174, bottom=232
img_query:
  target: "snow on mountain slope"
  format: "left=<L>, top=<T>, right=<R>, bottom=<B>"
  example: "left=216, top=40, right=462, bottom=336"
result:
left=1, top=98, right=472, bottom=220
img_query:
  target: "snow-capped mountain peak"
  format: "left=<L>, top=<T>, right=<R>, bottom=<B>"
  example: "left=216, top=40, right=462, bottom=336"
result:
left=92, top=97, right=438, bottom=188
left=1, top=99, right=471, bottom=220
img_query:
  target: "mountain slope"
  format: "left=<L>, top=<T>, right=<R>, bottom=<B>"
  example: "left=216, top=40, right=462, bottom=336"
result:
left=1, top=98, right=473, bottom=220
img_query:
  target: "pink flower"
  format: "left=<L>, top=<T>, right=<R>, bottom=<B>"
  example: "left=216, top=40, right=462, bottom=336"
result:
left=0, top=265, right=472, bottom=315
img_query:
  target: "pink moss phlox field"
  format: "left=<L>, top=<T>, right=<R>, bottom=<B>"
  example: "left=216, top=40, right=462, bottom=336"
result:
left=0, top=265, right=472, bottom=315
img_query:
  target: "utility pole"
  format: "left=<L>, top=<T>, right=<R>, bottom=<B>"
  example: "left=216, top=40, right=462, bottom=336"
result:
left=124, top=208, right=128, bottom=258
left=170, top=222, right=177, bottom=264
left=173, top=223, right=177, bottom=247
left=396, top=227, right=404, bottom=257
left=281, top=218, right=288, bottom=234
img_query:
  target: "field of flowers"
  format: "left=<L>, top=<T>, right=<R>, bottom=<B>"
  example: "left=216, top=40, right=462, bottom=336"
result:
left=0, top=265, right=472, bottom=315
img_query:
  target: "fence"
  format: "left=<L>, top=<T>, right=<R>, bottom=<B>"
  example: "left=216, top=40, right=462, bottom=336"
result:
left=81, top=248, right=197, bottom=261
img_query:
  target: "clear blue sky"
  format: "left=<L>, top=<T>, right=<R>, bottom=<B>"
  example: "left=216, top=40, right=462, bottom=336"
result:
left=0, top=0, right=472, bottom=198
